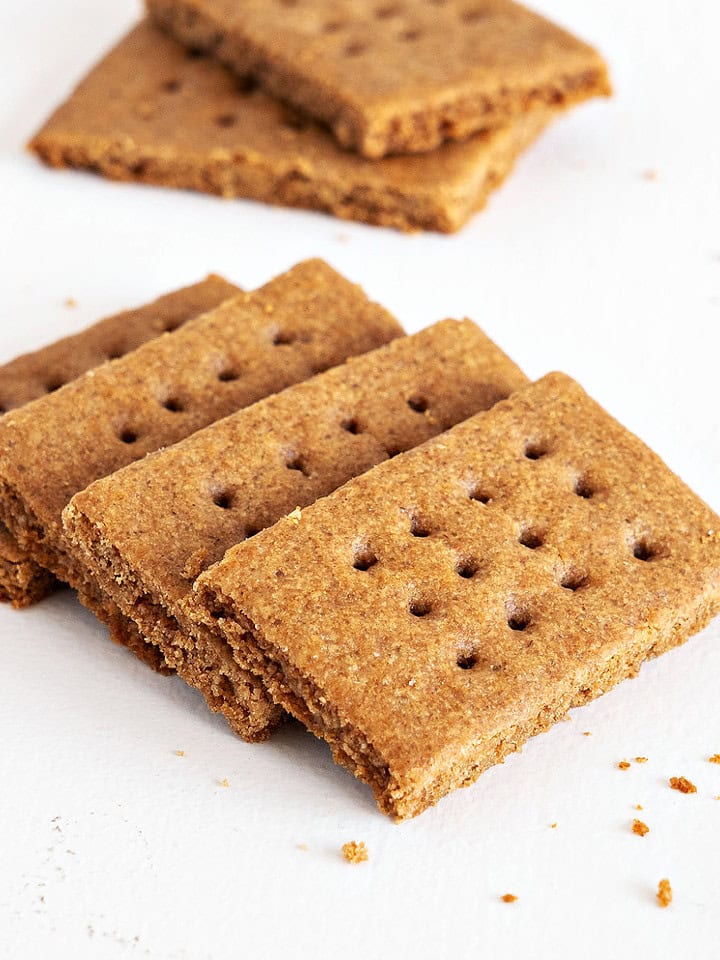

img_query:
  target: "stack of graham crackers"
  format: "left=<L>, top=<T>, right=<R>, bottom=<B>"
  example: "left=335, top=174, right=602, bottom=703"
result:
left=2, top=261, right=719, bottom=819
left=29, top=0, right=610, bottom=232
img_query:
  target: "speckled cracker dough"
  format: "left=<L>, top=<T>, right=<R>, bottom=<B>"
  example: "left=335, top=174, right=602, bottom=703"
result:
left=0, top=259, right=401, bottom=672
left=0, top=275, right=240, bottom=608
left=191, top=373, right=720, bottom=818
left=148, top=0, right=610, bottom=158
left=30, top=22, right=554, bottom=234
left=64, top=320, right=527, bottom=741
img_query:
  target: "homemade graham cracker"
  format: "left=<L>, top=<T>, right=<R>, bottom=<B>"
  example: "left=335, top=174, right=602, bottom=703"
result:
left=190, top=373, right=720, bottom=819
left=147, top=0, right=610, bottom=158
left=0, top=259, right=401, bottom=670
left=0, top=274, right=239, bottom=608
left=64, top=320, right=527, bottom=741
left=30, top=22, right=554, bottom=234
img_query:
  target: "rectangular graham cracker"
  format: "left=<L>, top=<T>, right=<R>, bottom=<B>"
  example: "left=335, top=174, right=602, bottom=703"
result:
left=30, top=22, right=554, bottom=234
left=64, top=319, right=528, bottom=741
left=0, top=274, right=241, bottom=608
left=189, top=373, right=720, bottom=818
left=0, top=259, right=402, bottom=670
left=147, top=0, right=610, bottom=158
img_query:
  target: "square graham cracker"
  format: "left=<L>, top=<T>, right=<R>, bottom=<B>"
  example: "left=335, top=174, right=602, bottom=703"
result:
left=0, top=259, right=401, bottom=671
left=30, top=21, right=554, bottom=234
left=148, top=0, right=610, bottom=158
left=64, top=319, right=528, bottom=741
left=0, top=274, right=240, bottom=609
left=190, top=373, right=720, bottom=818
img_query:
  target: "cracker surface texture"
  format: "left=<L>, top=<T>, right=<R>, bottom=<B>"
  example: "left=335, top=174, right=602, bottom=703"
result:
left=64, top=320, right=527, bottom=741
left=0, top=274, right=239, bottom=608
left=30, top=21, right=554, bottom=233
left=192, top=373, right=720, bottom=818
left=0, top=259, right=400, bottom=683
left=147, top=0, right=609, bottom=158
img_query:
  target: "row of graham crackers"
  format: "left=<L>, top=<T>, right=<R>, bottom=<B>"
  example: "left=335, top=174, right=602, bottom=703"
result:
left=3, top=260, right=719, bottom=818
left=29, top=1, right=611, bottom=232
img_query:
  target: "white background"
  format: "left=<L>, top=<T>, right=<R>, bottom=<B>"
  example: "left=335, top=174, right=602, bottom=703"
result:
left=1, top=2, right=719, bottom=957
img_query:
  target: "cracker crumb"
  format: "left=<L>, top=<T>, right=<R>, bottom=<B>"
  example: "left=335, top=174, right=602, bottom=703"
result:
left=174, top=750, right=185, bottom=757
left=582, top=731, right=592, bottom=736
left=632, top=819, right=650, bottom=837
left=635, top=804, right=644, bottom=810
left=219, top=778, right=230, bottom=788
left=657, top=878, right=672, bottom=908
left=335, top=233, right=349, bottom=243
left=550, top=822, right=557, bottom=829
left=297, top=843, right=309, bottom=852
left=64, top=297, right=78, bottom=309
left=708, top=754, right=720, bottom=764
left=618, top=760, right=631, bottom=770
left=342, top=840, right=368, bottom=864
left=635, top=757, right=648, bottom=764
left=643, top=169, right=658, bottom=181
left=669, top=776, right=697, bottom=794
left=501, top=893, right=518, bottom=903
left=286, top=506, right=302, bottom=526
left=181, top=547, right=209, bottom=581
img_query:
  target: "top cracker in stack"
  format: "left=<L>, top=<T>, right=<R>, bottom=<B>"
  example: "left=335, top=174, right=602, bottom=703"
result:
left=148, top=0, right=610, bottom=158
left=188, top=374, right=720, bottom=818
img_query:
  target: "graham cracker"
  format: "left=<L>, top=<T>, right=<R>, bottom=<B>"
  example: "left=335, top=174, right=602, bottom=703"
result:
left=147, top=0, right=610, bottom=158
left=64, top=319, right=527, bottom=741
left=30, top=21, right=554, bottom=234
left=190, top=373, right=720, bottom=818
left=0, top=259, right=402, bottom=671
left=0, top=274, right=240, bottom=608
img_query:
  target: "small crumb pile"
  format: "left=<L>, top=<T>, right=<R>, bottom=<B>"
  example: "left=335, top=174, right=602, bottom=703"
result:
left=656, top=878, right=672, bottom=908
left=669, top=776, right=697, bottom=794
left=708, top=754, right=720, bottom=764
left=342, top=840, right=368, bottom=864
left=618, top=760, right=631, bottom=770
left=632, top=819, right=649, bottom=837
left=501, top=893, right=518, bottom=903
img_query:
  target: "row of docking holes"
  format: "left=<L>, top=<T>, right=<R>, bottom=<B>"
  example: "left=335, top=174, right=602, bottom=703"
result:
left=206, top=394, right=437, bottom=506
left=3, top=327, right=307, bottom=438
left=280, top=0, right=492, bottom=53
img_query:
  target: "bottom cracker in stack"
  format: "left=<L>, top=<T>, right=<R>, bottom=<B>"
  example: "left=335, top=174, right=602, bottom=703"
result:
left=0, top=260, right=401, bottom=678
left=188, top=373, right=720, bottom=818
left=0, top=274, right=241, bottom=608
left=30, top=21, right=554, bottom=234
left=64, top=319, right=528, bottom=741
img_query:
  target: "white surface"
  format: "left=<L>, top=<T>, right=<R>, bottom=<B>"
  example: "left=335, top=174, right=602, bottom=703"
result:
left=1, top=1, right=719, bottom=957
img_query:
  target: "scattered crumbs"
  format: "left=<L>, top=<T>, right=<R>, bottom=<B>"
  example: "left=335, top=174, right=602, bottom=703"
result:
left=643, top=169, right=658, bottom=181
left=297, top=843, right=309, bottom=852
left=635, top=757, right=648, bottom=764
left=174, top=750, right=185, bottom=757
left=708, top=754, right=720, bottom=764
left=657, top=878, right=672, bottom=908
left=219, top=778, right=230, bottom=788
left=342, top=840, right=368, bottom=864
left=635, top=804, right=644, bottom=811
left=286, top=506, right=302, bottom=526
left=669, top=776, right=697, bottom=794
left=550, top=822, right=557, bottom=829
left=501, top=893, right=518, bottom=903
left=582, top=731, right=592, bottom=737
left=632, top=819, right=650, bottom=837
left=618, top=760, right=631, bottom=770
left=64, top=297, right=78, bottom=309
